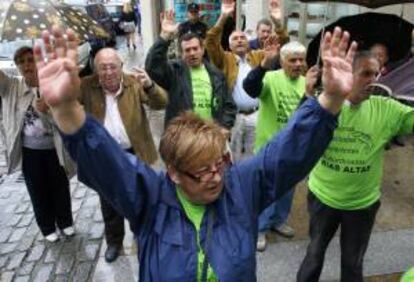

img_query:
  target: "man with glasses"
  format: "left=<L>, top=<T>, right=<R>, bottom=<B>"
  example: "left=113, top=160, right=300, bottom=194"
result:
left=34, top=26, right=356, bottom=280
left=79, top=48, right=167, bottom=262
left=0, top=46, right=75, bottom=242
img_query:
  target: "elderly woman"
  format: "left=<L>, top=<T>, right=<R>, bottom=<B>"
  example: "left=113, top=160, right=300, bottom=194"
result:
left=0, top=46, right=75, bottom=242
left=34, top=27, right=356, bottom=281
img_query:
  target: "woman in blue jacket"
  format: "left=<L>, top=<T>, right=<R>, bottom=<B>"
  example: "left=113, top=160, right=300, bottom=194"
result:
left=33, top=26, right=356, bottom=281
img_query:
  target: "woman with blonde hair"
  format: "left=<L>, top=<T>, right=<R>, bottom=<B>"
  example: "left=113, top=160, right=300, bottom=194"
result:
left=121, top=1, right=137, bottom=50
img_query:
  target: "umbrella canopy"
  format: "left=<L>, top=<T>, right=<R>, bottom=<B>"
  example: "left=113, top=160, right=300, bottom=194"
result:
left=0, top=0, right=109, bottom=42
left=299, top=0, right=414, bottom=9
left=306, top=12, right=414, bottom=67
left=378, top=58, right=414, bottom=102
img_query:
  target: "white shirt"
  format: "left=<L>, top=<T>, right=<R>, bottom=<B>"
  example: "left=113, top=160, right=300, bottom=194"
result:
left=232, top=56, right=259, bottom=111
left=103, top=85, right=132, bottom=150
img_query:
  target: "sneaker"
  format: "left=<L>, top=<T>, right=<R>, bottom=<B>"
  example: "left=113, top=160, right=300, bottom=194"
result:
left=61, top=226, right=75, bottom=237
left=45, top=232, right=59, bottom=243
left=256, top=232, right=267, bottom=252
left=272, top=223, right=295, bottom=238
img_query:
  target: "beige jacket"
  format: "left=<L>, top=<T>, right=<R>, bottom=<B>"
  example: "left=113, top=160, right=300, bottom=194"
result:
left=0, top=74, right=75, bottom=176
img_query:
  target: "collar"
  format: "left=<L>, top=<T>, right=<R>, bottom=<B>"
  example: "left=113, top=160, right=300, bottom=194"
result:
left=235, top=54, right=248, bottom=64
left=24, top=85, right=37, bottom=97
left=161, top=169, right=249, bottom=228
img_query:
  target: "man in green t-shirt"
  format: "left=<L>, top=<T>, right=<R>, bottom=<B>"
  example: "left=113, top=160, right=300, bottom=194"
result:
left=297, top=51, right=414, bottom=282
left=243, top=41, right=319, bottom=252
left=145, top=10, right=236, bottom=129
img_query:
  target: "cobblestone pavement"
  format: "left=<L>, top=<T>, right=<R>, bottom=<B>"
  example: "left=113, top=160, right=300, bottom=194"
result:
left=0, top=37, right=146, bottom=282
left=0, top=173, right=104, bottom=282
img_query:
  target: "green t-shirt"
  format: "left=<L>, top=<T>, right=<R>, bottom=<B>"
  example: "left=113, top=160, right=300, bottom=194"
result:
left=190, top=65, right=213, bottom=120
left=255, top=70, right=305, bottom=152
left=309, top=96, right=414, bottom=210
left=176, top=188, right=218, bottom=282
left=401, top=267, right=414, bottom=282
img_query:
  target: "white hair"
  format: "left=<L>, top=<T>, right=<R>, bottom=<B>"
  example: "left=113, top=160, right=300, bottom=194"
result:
left=228, top=30, right=246, bottom=45
left=280, top=41, right=306, bottom=62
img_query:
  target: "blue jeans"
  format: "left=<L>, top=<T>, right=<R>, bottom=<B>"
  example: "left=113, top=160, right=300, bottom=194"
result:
left=258, top=188, right=294, bottom=232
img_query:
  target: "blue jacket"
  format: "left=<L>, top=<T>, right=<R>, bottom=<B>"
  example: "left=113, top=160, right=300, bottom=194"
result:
left=249, top=38, right=261, bottom=50
left=62, top=98, right=337, bottom=281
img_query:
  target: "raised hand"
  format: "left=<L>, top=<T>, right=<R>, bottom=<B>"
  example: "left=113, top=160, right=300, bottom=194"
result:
left=221, top=0, right=235, bottom=17
left=34, top=27, right=80, bottom=108
left=132, top=68, right=153, bottom=89
left=261, top=35, right=280, bottom=69
left=34, top=27, right=85, bottom=134
left=305, top=65, right=320, bottom=97
left=321, top=27, right=357, bottom=97
left=269, top=0, right=283, bottom=21
left=160, top=10, right=178, bottom=40
left=317, top=27, right=357, bottom=114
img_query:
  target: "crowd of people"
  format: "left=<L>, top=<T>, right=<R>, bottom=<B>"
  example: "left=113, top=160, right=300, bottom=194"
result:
left=1, top=0, right=414, bottom=281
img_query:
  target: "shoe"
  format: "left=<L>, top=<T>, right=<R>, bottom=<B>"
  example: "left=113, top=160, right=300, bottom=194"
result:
left=45, top=232, right=59, bottom=243
left=272, top=223, right=295, bottom=238
left=256, top=232, right=267, bottom=252
left=61, top=226, right=75, bottom=237
left=133, top=44, right=136, bottom=50
left=105, top=245, right=121, bottom=263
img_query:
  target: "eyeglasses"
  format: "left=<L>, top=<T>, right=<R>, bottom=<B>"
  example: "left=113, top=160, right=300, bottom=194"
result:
left=178, top=156, right=227, bottom=183
left=97, top=64, right=122, bottom=73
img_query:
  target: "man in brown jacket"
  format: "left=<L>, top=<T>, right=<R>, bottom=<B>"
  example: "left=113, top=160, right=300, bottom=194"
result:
left=79, top=48, right=167, bottom=262
left=206, top=0, right=295, bottom=246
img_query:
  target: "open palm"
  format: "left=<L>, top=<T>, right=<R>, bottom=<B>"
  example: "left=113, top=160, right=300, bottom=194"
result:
left=263, top=35, right=280, bottom=61
left=34, top=28, right=80, bottom=108
left=161, top=10, right=178, bottom=36
left=321, top=27, right=357, bottom=98
left=221, top=0, right=235, bottom=17
left=269, top=0, right=282, bottom=20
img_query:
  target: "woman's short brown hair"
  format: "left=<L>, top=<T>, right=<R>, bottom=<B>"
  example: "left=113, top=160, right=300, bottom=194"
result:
left=159, top=112, right=227, bottom=172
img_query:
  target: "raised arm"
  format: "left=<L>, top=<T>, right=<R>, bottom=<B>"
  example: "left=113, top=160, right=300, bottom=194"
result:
left=268, top=0, right=289, bottom=45
left=34, top=27, right=162, bottom=223
left=243, top=35, right=280, bottom=98
left=132, top=67, right=168, bottom=110
left=238, top=27, right=357, bottom=211
left=205, top=0, right=235, bottom=69
left=144, top=10, right=177, bottom=90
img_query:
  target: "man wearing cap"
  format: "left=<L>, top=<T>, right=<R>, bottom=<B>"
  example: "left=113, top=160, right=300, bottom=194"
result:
left=177, top=3, right=208, bottom=40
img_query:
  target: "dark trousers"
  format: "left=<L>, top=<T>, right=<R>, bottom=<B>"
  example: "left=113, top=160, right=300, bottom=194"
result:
left=100, top=196, right=125, bottom=247
left=99, top=147, right=134, bottom=247
left=297, top=191, right=380, bottom=282
left=22, top=147, right=73, bottom=236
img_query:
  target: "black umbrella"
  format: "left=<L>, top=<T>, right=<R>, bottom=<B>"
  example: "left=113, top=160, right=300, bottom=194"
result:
left=299, top=0, right=414, bottom=9
left=378, top=58, right=414, bottom=102
left=306, top=12, right=414, bottom=67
